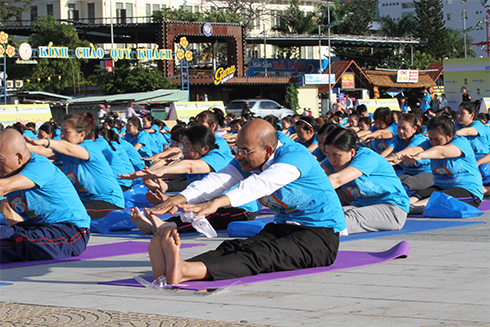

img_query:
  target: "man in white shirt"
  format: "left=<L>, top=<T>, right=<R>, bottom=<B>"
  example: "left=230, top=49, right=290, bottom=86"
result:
left=147, top=119, right=346, bottom=284
left=125, top=103, right=140, bottom=118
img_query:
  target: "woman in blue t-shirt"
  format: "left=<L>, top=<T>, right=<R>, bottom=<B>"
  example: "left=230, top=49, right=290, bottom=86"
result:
left=25, top=112, right=125, bottom=219
left=294, top=116, right=320, bottom=153
left=400, top=115, right=483, bottom=214
left=142, top=114, right=168, bottom=152
left=123, top=125, right=257, bottom=235
left=358, top=107, right=397, bottom=154
left=381, top=113, right=434, bottom=193
left=322, top=127, right=409, bottom=234
left=455, top=101, right=490, bottom=183
left=123, top=117, right=158, bottom=159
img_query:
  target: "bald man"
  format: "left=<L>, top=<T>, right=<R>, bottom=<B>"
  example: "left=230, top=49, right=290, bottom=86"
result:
left=146, top=119, right=346, bottom=284
left=0, top=129, right=90, bottom=263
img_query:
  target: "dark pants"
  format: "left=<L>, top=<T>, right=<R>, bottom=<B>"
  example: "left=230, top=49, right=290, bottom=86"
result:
left=413, top=186, right=482, bottom=208
left=188, top=223, right=339, bottom=281
left=84, top=200, right=124, bottom=219
left=0, top=221, right=90, bottom=263
left=166, top=207, right=256, bottom=233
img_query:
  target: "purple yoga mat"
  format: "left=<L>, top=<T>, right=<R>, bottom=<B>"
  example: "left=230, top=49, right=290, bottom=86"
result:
left=1, top=241, right=205, bottom=269
left=100, top=241, right=410, bottom=291
left=478, top=200, right=490, bottom=211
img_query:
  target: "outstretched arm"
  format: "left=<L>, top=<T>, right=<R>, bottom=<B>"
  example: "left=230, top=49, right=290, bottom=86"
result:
left=25, top=137, right=89, bottom=160
left=0, top=175, right=36, bottom=197
left=328, top=166, right=363, bottom=190
left=455, top=126, right=478, bottom=137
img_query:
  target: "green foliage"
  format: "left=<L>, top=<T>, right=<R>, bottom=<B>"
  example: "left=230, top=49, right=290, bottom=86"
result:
left=284, top=83, right=299, bottom=113
left=272, top=0, right=318, bottom=58
left=87, top=65, right=177, bottom=94
left=378, top=14, right=417, bottom=37
left=14, top=15, right=89, bottom=94
left=414, top=0, right=448, bottom=59
left=328, top=0, right=378, bottom=67
left=0, top=0, right=32, bottom=21
left=445, top=28, right=476, bottom=58
left=152, top=8, right=241, bottom=24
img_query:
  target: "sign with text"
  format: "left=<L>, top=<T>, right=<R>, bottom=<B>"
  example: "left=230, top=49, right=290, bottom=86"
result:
left=397, top=70, right=419, bottom=83
left=304, top=74, right=336, bottom=85
left=0, top=104, right=52, bottom=127
left=167, top=101, right=225, bottom=123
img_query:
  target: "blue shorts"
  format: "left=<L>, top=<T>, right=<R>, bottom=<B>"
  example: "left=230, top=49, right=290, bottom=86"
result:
left=0, top=221, right=90, bottom=263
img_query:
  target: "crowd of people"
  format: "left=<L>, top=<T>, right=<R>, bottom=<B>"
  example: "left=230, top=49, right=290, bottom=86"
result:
left=0, top=96, right=487, bottom=285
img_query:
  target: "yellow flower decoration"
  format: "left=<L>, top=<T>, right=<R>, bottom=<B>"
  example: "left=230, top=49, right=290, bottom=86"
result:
left=176, top=48, right=185, bottom=60
left=0, top=32, right=8, bottom=44
left=5, top=45, right=15, bottom=57
left=179, top=37, right=188, bottom=49
left=0, top=46, right=4, bottom=57
left=185, top=50, right=193, bottom=61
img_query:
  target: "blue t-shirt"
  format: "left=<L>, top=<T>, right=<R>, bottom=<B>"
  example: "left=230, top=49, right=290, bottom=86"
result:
left=112, top=127, right=120, bottom=135
left=119, top=138, right=145, bottom=171
left=422, top=93, right=431, bottom=111
left=215, top=135, right=234, bottom=162
left=6, top=153, right=90, bottom=229
left=388, top=133, right=431, bottom=175
left=323, top=147, right=410, bottom=212
left=23, top=130, right=38, bottom=140
left=287, top=126, right=296, bottom=135
left=295, top=132, right=318, bottom=148
left=231, top=142, right=346, bottom=232
left=55, top=140, right=125, bottom=208
left=455, top=121, right=490, bottom=155
left=123, top=131, right=158, bottom=158
left=311, top=147, right=326, bottom=162
left=161, top=125, right=171, bottom=143
left=277, top=131, right=295, bottom=145
left=369, top=123, right=398, bottom=154
left=148, top=124, right=168, bottom=152
left=420, top=136, right=483, bottom=200
left=95, top=138, right=134, bottom=188
left=400, top=104, right=409, bottom=113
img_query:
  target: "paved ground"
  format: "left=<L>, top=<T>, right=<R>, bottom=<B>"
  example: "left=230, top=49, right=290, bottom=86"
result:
left=1, top=212, right=489, bottom=326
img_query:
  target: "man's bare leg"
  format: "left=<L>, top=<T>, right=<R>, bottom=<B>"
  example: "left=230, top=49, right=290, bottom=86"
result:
left=160, top=227, right=210, bottom=284
left=409, top=196, right=430, bottom=214
left=1, top=199, right=24, bottom=227
left=145, top=209, right=177, bottom=233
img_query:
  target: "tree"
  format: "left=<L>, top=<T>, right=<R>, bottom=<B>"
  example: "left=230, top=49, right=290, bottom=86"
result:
left=328, top=0, right=378, bottom=67
left=0, top=0, right=33, bottom=21
left=272, top=0, right=318, bottom=58
left=206, top=0, right=272, bottom=33
left=378, top=14, right=417, bottom=38
left=414, top=0, right=448, bottom=60
left=284, top=82, right=299, bottom=113
left=152, top=7, right=241, bottom=24
left=87, top=66, right=177, bottom=94
left=445, top=28, right=476, bottom=58
left=14, top=15, right=90, bottom=94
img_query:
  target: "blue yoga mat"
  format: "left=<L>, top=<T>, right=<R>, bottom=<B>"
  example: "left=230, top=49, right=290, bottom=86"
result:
left=91, top=218, right=485, bottom=241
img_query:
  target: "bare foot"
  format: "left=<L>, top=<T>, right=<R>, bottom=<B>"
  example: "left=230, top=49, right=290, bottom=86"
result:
left=161, top=227, right=184, bottom=284
left=1, top=199, right=24, bottom=227
left=148, top=233, right=166, bottom=280
left=130, top=207, right=154, bottom=235
left=144, top=209, right=167, bottom=233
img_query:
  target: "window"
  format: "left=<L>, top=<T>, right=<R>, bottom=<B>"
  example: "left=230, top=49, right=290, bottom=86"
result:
left=68, top=3, right=79, bottom=20
left=46, top=4, right=53, bottom=16
left=126, top=3, right=133, bottom=23
left=447, top=0, right=452, bottom=4
left=152, top=4, right=160, bottom=13
left=30, top=6, right=37, bottom=21
left=401, top=2, right=415, bottom=9
left=87, top=3, right=95, bottom=23
left=447, top=13, right=453, bottom=21
left=146, top=4, right=151, bottom=22
left=116, top=3, right=126, bottom=23
left=194, top=6, right=199, bottom=13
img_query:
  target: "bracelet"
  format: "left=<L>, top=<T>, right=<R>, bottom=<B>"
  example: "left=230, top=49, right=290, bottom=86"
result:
left=44, top=138, right=51, bottom=148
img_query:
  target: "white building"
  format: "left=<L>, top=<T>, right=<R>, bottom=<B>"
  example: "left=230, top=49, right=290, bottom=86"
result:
left=378, top=0, right=489, bottom=58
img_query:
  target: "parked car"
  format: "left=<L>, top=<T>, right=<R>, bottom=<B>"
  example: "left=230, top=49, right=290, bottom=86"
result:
left=226, top=99, right=295, bottom=119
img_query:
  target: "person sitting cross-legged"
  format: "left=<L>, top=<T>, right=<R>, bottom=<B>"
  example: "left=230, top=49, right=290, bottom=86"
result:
left=0, top=129, right=90, bottom=263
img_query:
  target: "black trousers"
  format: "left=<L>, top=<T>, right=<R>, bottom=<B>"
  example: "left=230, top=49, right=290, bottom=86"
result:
left=84, top=201, right=124, bottom=219
left=188, top=223, right=339, bottom=281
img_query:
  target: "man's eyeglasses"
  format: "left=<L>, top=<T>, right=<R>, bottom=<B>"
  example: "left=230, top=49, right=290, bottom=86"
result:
left=232, top=145, right=266, bottom=157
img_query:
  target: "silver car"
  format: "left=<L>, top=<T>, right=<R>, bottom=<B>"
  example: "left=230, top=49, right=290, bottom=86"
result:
left=226, top=99, right=295, bottom=119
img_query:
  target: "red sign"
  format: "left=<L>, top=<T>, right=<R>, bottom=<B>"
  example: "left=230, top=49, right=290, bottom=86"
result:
left=106, top=60, right=113, bottom=73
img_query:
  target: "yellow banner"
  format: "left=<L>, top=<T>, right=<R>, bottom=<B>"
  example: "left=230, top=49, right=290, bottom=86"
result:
left=357, top=98, right=400, bottom=113
left=0, top=104, right=52, bottom=128
left=168, top=101, right=225, bottom=123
